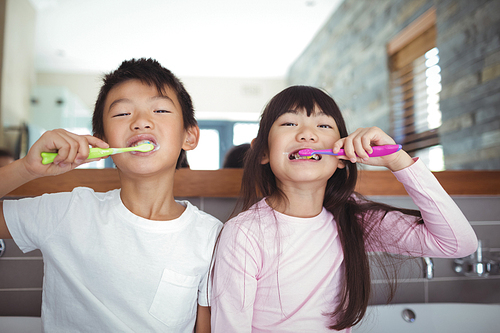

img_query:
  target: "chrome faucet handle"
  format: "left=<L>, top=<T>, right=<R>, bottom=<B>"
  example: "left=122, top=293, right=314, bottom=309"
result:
left=453, top=240, right=498, bottom=277
left=0, top=239, right=5, bottom=257
left=422, top=257, right=434, bottom=279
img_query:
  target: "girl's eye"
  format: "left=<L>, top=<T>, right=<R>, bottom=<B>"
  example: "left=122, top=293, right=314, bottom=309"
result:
left=318, top=124, right=333, bottom=129
left=154, top=109, right=171, bottom=114
left=281, top=122, right=297, bottom=127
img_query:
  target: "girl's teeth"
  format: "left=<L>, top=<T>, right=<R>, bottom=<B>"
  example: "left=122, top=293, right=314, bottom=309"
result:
left=290, top=153, right=320, bottom=160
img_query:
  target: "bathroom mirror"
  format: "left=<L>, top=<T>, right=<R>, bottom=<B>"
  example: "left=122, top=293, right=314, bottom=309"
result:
left=2, top=0, right=499, bottom=170
left=0, top=0, right=341, bottom=170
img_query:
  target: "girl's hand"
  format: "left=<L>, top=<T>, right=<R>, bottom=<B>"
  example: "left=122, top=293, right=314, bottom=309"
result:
left=21, top=129, right=109, bottom=179
left=333, top=127, right=414, bottom=171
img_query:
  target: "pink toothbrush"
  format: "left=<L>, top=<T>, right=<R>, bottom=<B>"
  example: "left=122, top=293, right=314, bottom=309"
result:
left=298, top=144, right=402, bottom=157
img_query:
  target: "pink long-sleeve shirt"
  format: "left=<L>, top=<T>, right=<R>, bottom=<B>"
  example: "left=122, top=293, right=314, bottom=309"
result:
left=211, top=159, right=478, bottom=332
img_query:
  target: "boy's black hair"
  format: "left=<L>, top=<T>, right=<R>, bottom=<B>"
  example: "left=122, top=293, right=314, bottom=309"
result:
left=92, top=58, right=196, bottom=168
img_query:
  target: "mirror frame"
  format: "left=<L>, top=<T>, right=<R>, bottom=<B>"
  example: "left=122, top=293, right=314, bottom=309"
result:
left=5, top=169, right=500, bottom=198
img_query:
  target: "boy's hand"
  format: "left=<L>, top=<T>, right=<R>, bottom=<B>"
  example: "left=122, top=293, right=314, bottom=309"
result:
left=22, top=129, right=109, bottom=178
left=333, top=127, right=414, bottom=171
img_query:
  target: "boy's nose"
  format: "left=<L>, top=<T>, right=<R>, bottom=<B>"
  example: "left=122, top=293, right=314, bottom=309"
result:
left=131, top=115, right=154, bottom=130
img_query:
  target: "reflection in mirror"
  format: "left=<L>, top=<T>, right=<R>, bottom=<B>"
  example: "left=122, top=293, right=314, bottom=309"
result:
left=223, top=143, right=251, bottom=169
left=187, top=121, right=258, bottom=170
left=1, top=1, right=338, bottom=169
left=3, top=1, right=498, bottom=170
left=28, top=86, right=106, bottom=168
left=188, top=129, right=220, bottom=170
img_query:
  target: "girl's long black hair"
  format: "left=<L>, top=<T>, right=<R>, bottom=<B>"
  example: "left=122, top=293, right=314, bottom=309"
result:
left=238, top=85, right=422, bottom=330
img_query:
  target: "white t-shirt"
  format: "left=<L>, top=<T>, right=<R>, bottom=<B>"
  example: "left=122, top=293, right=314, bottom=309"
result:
left=4, top=187, right=222, bottom=332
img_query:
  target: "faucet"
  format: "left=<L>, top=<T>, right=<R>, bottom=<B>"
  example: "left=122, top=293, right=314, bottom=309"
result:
left=422, top=256, right=434, bottom=279
left=453, top=240, right=499, bottom=276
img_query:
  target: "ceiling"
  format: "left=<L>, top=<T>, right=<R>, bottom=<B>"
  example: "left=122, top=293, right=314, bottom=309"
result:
left=29, top=0, right=343, bottom=77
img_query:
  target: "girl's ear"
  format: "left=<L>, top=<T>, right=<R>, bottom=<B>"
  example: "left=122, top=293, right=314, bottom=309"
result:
left=252, top=138, right=269, bottom=164
left=261, top=152, right=270, bottom=165
left=337, top=159, right=346, bottom=169
left=182, top=125, right=200, bottom=151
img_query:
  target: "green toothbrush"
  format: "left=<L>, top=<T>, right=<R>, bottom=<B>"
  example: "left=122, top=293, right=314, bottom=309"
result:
left=41, top=143, right=155, bottom=165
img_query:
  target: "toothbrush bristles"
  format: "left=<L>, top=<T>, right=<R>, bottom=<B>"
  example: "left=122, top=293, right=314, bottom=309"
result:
left=136, top=143, right=154, bottom=152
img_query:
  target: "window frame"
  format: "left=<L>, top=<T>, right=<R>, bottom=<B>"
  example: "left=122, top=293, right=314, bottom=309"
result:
left=387, top=8, right=440, bottom=155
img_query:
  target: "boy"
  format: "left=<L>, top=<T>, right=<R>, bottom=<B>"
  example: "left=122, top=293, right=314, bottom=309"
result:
left=0, top=58, right=222, bottom=332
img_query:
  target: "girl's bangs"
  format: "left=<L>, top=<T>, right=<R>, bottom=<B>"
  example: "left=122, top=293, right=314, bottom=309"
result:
left=259, top=85, right=348, bottom=140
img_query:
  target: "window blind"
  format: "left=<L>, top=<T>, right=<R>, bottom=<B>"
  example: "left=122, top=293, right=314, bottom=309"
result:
left=389, top=25, right=441, bottom=154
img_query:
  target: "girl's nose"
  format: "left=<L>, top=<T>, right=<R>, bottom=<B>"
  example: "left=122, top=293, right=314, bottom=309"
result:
left=297, top=128, right=318, bottom=142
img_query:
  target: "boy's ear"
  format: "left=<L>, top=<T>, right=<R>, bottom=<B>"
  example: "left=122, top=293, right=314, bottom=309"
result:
left=182, top=125, right=200, bottom=151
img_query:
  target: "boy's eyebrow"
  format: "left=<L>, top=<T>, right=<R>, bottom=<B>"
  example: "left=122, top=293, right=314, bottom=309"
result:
left=108, top=98, right=131, bottom=111
left=150, top=95, right=174, bottom=103
left=108, top=95, right=174, bottom=111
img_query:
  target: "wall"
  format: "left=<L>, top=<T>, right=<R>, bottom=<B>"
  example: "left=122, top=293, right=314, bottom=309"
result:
left=1, top=195, right=499, bottom=316
left=182, top=76, right=285, bottom=121
left=37, top=72, right=285, bottom=123
left=0, top=0, right=5, bottom=146
left=287, top=0, right=500, bottom=170
left=437, top=0, right=500, bottom=170
left=0, top=0, right=35, bottom=129
left=0, top=0, right=36, bottom=150
left=36, top=72, right=103, bottom=111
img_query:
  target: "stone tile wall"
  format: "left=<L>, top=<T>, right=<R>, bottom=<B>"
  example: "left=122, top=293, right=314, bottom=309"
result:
left=287, top=0, right=500, bottom=170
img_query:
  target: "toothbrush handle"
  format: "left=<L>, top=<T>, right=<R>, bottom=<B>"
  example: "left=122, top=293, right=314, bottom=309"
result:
left=359, top=144, right=402, bottom=157
left=40, top=152, right=59, bottom=165
left=87, top=148, right=114, bottom=159
left=316, top=144, right=402, bottom=157
left=41, top=148, right=114, bottom=165
left=368, top=145, right=402, bottom=157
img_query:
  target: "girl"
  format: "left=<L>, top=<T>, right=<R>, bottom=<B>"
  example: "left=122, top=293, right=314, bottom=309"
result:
left=211, top=86, right=478, bottom=332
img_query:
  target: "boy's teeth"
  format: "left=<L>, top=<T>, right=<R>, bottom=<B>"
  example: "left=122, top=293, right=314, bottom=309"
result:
left=133, top=140, right=152, bottom=147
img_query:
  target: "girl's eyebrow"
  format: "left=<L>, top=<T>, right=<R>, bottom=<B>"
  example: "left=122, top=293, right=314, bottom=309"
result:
left=284, top=109, right=327, bottom=117
left=313, top=111, right=328, bottom=117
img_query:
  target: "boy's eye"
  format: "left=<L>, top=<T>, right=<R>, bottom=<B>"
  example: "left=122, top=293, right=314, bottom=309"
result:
left=318, top=124, right=333, bottom=129
left=281, top=122, right=297, bottom=127
left=112, top=113, right=130, bottom=117
left=154, top=109, right=171, bottom=114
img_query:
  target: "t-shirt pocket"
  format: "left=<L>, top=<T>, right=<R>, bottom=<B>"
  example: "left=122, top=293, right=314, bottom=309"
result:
left=149, top=268, right=199, bottom=327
